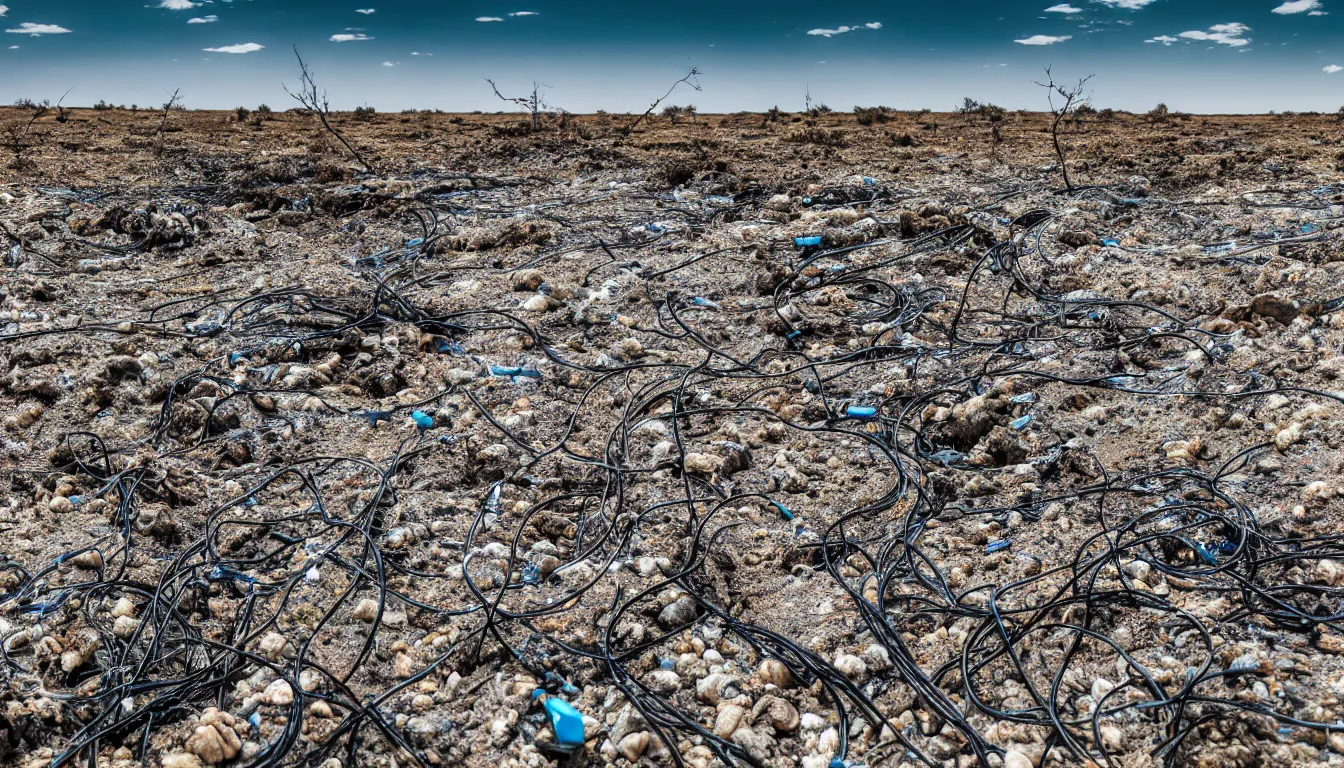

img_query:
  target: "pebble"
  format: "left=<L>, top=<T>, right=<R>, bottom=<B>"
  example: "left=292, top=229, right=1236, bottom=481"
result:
left=617, top=731, right=650, bottom=762
left=658, top=595, right=698, bottom=627
left=832, top=653, right=867, bottom=682
left=263, top=679, right=294, bottom=706
left=48, top=496, right=74, bottom=513
left=1003, top=751, right=1034, bottom=768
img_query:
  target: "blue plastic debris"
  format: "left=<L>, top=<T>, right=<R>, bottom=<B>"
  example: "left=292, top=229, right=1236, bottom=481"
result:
left=1101, top=238, right=1120, bottom=247
left=522, top=562, right=541, bottom=584
left=862, top=176, right=877, bottom=186
left=985, top=539, right=1012, bottom=554
left=434, top=337, right=464, bottom=355
left=795, top=236, right=822, bottom=247
left=830, top=759, right=848, bottom=768
left=771, top=500, right=795, bottom=521
left=646, top=223, right=666, bottom=234
left=533, top=690, right=586, bottom=748
left=248, top=711, right=262, bottom=730
left=1191, top=540, right=1217, bottom=566
left=1009, top=392, right=1038, bottom=404
left=229, top=351, right=250, bottom=366
left=1300, top=223, right=1319, bottom=234
left=659, top=657, right=676, bottom=670
left=786, top=330, right=802, bottom=340
left=6, top=243, right=19, bottom=266
left=406, top=237, right=424, bottom=247
left=361, top=410, right=391, bottom=427
left=802, top=196, right=813, bottom=206
left=490, top=365, right=542, bottom=381
left=411, top=410, right=433, bottom=433
left=1009, top=415, right=1032, bottom=431
left=929, top=449, right=964, bottom=466
left=845, top=405, right=878, bottom=420
left=689, top=296, right=720, bottom=309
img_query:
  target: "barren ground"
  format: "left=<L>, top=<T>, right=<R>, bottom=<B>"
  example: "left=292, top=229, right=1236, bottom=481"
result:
left=3, top=106, right=1344, bottom=768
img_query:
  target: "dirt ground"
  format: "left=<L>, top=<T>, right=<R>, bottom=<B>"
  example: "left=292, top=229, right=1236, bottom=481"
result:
left=3, top=105, right=1344, bottom=768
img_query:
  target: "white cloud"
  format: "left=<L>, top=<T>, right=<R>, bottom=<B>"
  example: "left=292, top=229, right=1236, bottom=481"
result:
left=329, top=32, right=372, bottom=41
left=476, top=16, right=503, bottom=22
left=355, top=8, right=376, bottom=13
left=1045, top=3, right=1082, bottom=12
left=158, top=0, right=199, bottom=9
left=1091, top=0, right=1156, bottom=7
left=0, top=6, right=8, bottom=17
left=187, top=15, right=217, bottom=23
left=807, top=22, right=882, bottom=37
left=7, top=44, right=16, bottom=49
left=509, top=11, right=538, bottom=15
left=1178, top=22, right=1250, bottom=47
left=1015, top=33, right=1072, bottom=44
left=204, top=42, right=262, bottom=53
left=1325, top=64, right=1343, bottom=72
left=6, top=23, right=72, bottom=36
left=1145, top=34, right=1178, bottom=44
left=381, top=60, right=394, bottom=66
left=1272, top=0, right=1321, bottom=13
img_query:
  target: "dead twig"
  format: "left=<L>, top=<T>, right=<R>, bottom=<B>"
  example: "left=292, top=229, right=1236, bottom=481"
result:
left=619, top=67, right=701, bottom=141
left=1034, top=66, right=1093, bottom=192
left=285, top=47, right=375, bottom=173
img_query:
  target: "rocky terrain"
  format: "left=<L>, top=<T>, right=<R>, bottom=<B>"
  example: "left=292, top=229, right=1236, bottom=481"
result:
left=3, top=105, right=1344, bottom=768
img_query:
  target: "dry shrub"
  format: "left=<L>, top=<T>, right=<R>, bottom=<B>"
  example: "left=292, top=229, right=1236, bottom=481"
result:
left=432, top=218, right=555, bottom=252
left=786, top=127, right=846, bottom=147
left=313, top=158, right=351, bottom=183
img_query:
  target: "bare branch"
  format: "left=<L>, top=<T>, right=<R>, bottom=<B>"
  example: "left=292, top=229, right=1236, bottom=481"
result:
left=285, top=46, right=374, bottom=173
left=1034, top=67, right=1094, bottom=192
left=619, top=67, right=702, bottom=140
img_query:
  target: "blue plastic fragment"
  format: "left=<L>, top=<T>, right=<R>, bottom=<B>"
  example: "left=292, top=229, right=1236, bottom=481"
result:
left=1101, top=238, right=1120, bottom=247
left=406, top=237, right=424, bottom=247
left=411, top=410, right=433, bottom=433
left=229, top=351, right=249, bottom=366
left=846, top=405, right=878, bottom=420
left=490, top=365, right=542, bottom=381
left=362, top=410, right=391, bottom=427
left=929, top=449, right=964, bottom=466
left=1300, top=223, right=1319, bottom=234
left=1009, top=392, right=1038, bottom=404
left=786, top=330, right=802, bottom=340
left=689, top=296, right=721, bottom=309
left=1009, top=415, right=1032, bottom=431
left=659, top=657, right=676, bottom=670
left=862, top=176, right=877, bottom=186
left=248, top=711, right=262, bottom=730
left=985, top=539, right=1012, bottom=554
left=802, top=197, right=813, bottom=206
left=534, top=691, right=586, bottom=747
left=522, top=562, right=541, bottom=584
left=795, top=236, right=822, bottom=247
left=1191, top=540, right=1218, bottom=565
left=68, top=495, right=84, bottom=507
left=771, top=500, right=795, bottom=521
left=830, top=759, right=848, bottom=768
left=434, top=337, right=464, bottom=355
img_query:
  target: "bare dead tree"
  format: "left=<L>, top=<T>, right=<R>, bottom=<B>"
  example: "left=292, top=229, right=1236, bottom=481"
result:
left=485, top=79, right=548, bottom=131
left=157, top=89, right=182, bottom=135
left=4, top=100, right=50, bottom=169
left=284, top=47, right=375, bottom=173
left=1034, top=67, right=1093, bottom=192
left=619, top=67, right=701, bottom=140
left=54, top=88, right=73, bottom=124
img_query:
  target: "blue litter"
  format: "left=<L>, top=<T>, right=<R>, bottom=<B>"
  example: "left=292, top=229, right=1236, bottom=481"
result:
left=985, top=539, right=1012, bottom=554
left=845, top=405, right=878, bottom=420
left=802, top=197, right=813, bottom=206
left=786, top=330, right=802, bottom=340
left=862, top=176, right=877, bottom=186
left=6, top=243, right=19, bottom=265
left=1009, top=392, right=1038, bottom=404
left=1101, top=238, right=1120, bottom=247
left=490, top=365, right=542, bottom=381
left=1191, top=540, right=1218, bottom=565
left=1300, top=223, right=1319, bottom=234
left=928, top=449, right=964, bottom=466
left=646, top=223, right=666, bottom=234
left=795, top=236, right=822, bottom=247
left=68, top=495, right=83, bottom=507
left=229, top=351, right=250, bottom=366
left=659, top=657, right=676, bottom=670
left=406, top=237, right=424, bottom=247
left=522, top=562, right=541, bottom=584
left=689, top=296, right=720, bottom=309
left=361, top=410, right=391, bottom=426
left=533, top=690, right=586, bottom=747
left=411, top=410, right=433, bottom=433
left=1009, top=415, right=1032, bottom=431
left=248, top=711, right=262, bottom=730
left=771, top=500, right=795, bottom=521
left=434, top=338, right=464, bottom=355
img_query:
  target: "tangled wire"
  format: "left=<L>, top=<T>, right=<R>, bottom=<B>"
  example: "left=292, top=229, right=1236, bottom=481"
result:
left=3, top=171, right=1344, bottom=768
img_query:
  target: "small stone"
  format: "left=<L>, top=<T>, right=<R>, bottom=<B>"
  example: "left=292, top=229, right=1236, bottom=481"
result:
left=751, top=695, right=799, bottom=733
left=683, top=453, right=723, bottom=475
left=645, top=669, right=681, bottom=694
left=658, top=595, right=698, bottom=627
left=258, top=632, right=287, bottom=659
left=48, top=496, right=73, bottom=513
left=113, top=615, right=139, bottom=638
left=263, top=679, right=294, bottom=706
left=714, top=705, right=746, bottom=738
left=111, top=597, right=137, bottom=618
left=832, top=653, right=867, bottom=682
left=161, top=754, right=203, bottom=768
left=1004, top=751, right=1034, bottom=768
left=757, top=659, right=792, bottom=687
left=351, top=598, right=379, bottom=622
left=411, top=694, right=434, bottom=712
left=617, top=731, right=650, bottom=762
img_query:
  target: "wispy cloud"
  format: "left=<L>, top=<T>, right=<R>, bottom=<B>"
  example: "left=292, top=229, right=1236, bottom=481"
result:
left=157, top=0, right=199, bottom=9
left=329, top=32, right=372, bottom=41
left=0, top=6, right=8, bottom=17
left=1045, top=3, right=1082, bottom=12
left=806, top=22, right=882, bottom=37
left=355, top=8, right=376, bottom=14
left=509, top=11, right=538, bottom=16
left=204, top=42, right=262, bottom=53
left=1325, top=64, right=1342, bottom=73
left=6, top=22, right=72, bottom=36
left=476, top=16, right=503, bottom=22
left=1014, top=33, right=1072, bottom=44
left=1091, top=0, right=1156, bottom=8
left=187, top=15, right=217, bottom=23
left=1145, top=34, right=1179, bottom=45
left=381, top=60, right=394, bottom=66
left=1272, top=0, right=1322, bottom=13
left=1178, top=22, right=1250, bottom=47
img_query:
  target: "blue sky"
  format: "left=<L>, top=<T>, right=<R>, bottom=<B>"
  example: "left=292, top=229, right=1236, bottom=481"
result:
left=1, top=0, right=1342, bottom=113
